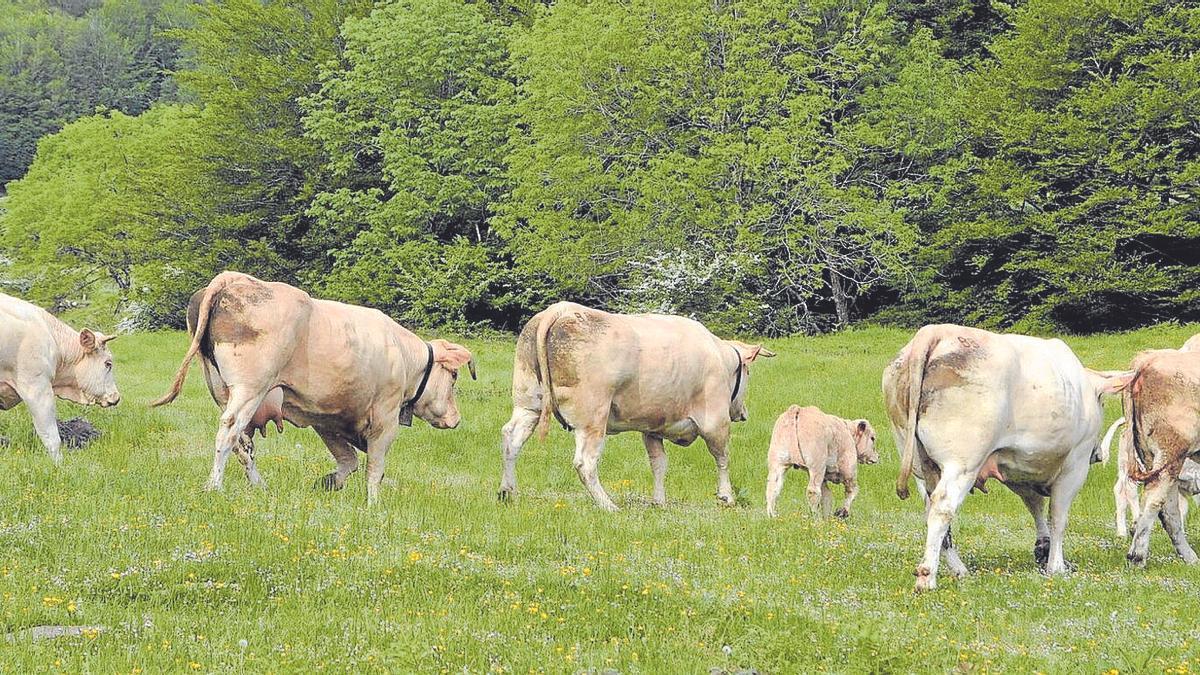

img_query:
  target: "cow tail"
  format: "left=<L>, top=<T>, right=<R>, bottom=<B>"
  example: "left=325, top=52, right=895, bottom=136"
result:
left=896, top=329, right=939, bottom=500
left=1099, top=417, right=1124, bottom=466
left=535, top=308, right=562, bottom=440
left=1124, top=372, right=1161, bottom=483
left=150, top=274, right=231, bottom=407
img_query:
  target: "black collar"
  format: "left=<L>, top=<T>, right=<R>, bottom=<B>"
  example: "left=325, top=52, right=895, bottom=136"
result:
left=399, top=342, right=435, bottom=426
left=730, top=346, right=743, bottom=402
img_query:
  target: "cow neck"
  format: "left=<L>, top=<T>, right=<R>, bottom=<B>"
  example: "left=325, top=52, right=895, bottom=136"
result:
left=405, top=342, right=435, bottom=408
left=45, top=312, right=86, bottom=381
left=730, top=346, right=744, bottom=401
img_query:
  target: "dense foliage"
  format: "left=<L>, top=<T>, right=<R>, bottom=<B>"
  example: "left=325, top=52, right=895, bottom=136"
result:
left=1, top=0, right=1197, bottom=334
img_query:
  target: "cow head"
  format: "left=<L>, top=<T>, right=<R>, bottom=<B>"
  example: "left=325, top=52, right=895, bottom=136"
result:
left=850, top=419, right=879, bottom=464
left=412, top=339, right=475, bottom=429
left=57, top=329, right=120, bottom=407
left=725, top=341, right=775, bottom=422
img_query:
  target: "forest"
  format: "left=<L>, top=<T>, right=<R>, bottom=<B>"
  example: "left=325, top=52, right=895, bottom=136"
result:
left=0, top=0, right=1197, bottom=336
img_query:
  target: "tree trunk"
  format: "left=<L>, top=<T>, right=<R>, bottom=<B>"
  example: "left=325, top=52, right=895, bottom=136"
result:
left=829, top=269, right=850, bottom=328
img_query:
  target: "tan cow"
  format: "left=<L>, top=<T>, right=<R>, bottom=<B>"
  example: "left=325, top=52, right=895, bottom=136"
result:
left=764, top=405, right=878, bottom=518
left=1107, top=333, right=1200, bottom=536
left=152, top=271, right=475, bottom=504
left=498, top=301, right=774, bottom=511
left=1120, top=349, right=1200, bottom=566
left=884, top=324, right=1128, bottom=591
left=0, top=293, right=120, bottom=462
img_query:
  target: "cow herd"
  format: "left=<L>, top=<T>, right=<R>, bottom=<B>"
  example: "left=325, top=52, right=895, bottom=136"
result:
left=3, top=270, right=1200, bottom=592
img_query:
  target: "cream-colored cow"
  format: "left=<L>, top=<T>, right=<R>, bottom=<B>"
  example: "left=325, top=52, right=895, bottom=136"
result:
left=498, top=301, right=773, bottom=510
left=0, top=293, right=120, bottom=462
left=765, top=405, right=877, bottom=518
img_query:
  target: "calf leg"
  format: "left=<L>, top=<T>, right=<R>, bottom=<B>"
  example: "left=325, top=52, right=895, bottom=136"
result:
left=17, top=382, right=62, bottom=464
left=1018, top=491, right=1050, bottom=567
left=804, top=470, right=824, bottom=518
left=915, top=464, right=975, bottom=592
left=643, top=434, right=668, bottom=506
left=702, top=426, right=735, bottom=505
left=834, top=453, right=859, bottom=519
left=1114, top=474, right=1139, bottom=538
left=764, top=462, right=787, bottom=518
left=573, top=428, right=617, bottom=512
left=1158, top=484, right=1198, bottom=564
left=316, top=430, right=359, bottom=491
left=365, top=422, right=401, bottom=507
left=498, top=407, right=539, bottom=500
left=232, top=433, right=266, bottom=488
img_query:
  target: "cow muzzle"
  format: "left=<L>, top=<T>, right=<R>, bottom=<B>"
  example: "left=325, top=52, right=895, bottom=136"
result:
left=99, top=393, right=121, bottom=408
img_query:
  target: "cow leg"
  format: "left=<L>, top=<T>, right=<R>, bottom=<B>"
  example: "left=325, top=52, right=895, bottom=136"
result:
left=1017, top=491, right=1050, bottom=567
left=764, top=462, right=787, bottom=518
left=1114, top=474, right=1139, bottom=538
left=642, top=434, right=668, bottom=506
left=1045, top=459, right=1089, bottom=575
left=17, top=382, right=62, bottom=464
left=1158, top=484, right=1198, bottom=564
left=498, top=407, right=539, bottom=500
left=918, top=463, right=965, bottom=576
left=315, top=430, right=358, bottom=491
left=1129, top=474, right=1177, bottom=565
left=365, top=422, right=401, bottom=507
left=232, top=433, right=266, bottom=489
left=206, top=387, right=269, bottom=491
left=701, top=427, right=735, bottom=506
left=573, top=428, right=617, bottom=512
left=915, top=465, right=975, bottom=592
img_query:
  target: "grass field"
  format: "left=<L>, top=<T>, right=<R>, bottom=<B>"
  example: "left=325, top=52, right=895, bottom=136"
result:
left=3, top=324, right=1200, bottom=672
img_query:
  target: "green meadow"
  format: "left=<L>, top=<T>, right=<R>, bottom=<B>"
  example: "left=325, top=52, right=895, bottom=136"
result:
left=3, top=325, right=1200, bottom=673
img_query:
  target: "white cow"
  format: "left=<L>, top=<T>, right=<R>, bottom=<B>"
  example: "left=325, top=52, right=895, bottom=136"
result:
left=883, top=324, right=1128, bottom=591
left=1107, top=333, right=1200, bottom=536
left=0, top=293, right=120, bottom=462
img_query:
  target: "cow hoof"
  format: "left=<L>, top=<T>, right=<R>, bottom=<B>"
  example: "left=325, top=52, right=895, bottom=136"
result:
left=315, top=473, right=343, bottom=492
left=1033, top=537, right=1050, bottom=567
left=1182, top=551, right=1199, bottom=565
left=1126, top=551, right=1146, bottom=566
left=497, top=490, right=513, bottom=503
left=717, top=495, right=735, bottom=507
left=913, top=565, right=935, bottom=592
left=834, top=507, right=850, bottom=519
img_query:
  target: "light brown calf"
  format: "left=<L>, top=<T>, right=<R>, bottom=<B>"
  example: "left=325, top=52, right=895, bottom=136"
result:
left=765, top=405, right=878, bottom=518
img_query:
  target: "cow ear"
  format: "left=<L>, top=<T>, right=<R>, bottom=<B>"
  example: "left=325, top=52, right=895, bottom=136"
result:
left=432, top=340, right=473, bottom=371
left=79, top=329, right=98, bottom=352
left=737, top=343, right=775, bottom=364
left=1091, top=369, right=1134, bottom=396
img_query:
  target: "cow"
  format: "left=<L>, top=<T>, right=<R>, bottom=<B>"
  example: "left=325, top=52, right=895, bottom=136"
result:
left=764, top=405, right=878, bottom=518
left=0, top=293, right=120, bottom=463
left=1120, top=349, right=1200, bottom=566
left=883, top=324, right=1129, bottom=591
left=151, top=271, right=475, bottom=504
left=1107, top=333, right=1200, bottom=537
left=497, top=301, right=774, bottom=511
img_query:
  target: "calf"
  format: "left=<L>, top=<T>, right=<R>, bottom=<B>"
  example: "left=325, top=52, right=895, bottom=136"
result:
left=498, top=301, right=773, bottom=510
left=0, top=293, right=119, bottom=463
left=764, top=405, right=878, bottom=518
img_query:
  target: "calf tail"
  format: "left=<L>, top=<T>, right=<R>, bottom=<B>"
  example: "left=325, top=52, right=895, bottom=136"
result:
left=535, top=308, right=562, bottom=440
left=1099, top=417, right=1124, bottom=466
left=150, top=273, right=232, bottom=407
left=896, top=328, right=940, bottom=500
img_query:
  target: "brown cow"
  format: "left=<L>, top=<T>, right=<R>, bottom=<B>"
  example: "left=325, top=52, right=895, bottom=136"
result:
left=1122, top=349, right=1200, bottom=566
left=152, top=272, right=475, bottom=504
left=498, top=301, right=774, bottom=511
left=764, top=405, right=878, bottom=518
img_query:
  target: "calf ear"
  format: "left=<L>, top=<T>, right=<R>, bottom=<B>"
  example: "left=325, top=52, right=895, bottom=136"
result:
left=79, top=329, right=98, bottom=352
